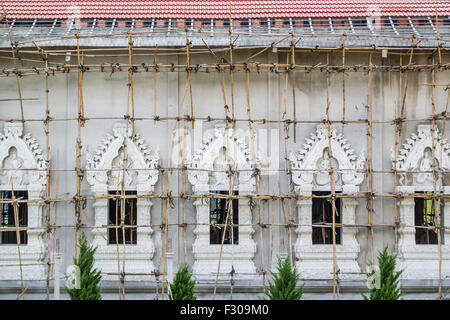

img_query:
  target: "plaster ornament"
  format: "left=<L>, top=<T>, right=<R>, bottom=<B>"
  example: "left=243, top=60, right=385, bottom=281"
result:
left=187, top=124, right=259, bottom=278
left=0, top=122, right=46, bottom=280
left=289, top=125, right=365, bottom=190
left=289, top=125, right=365, bottom=280
left=85, top=122, right=160, bottom=280
left=393, top=124, right=450, bottom=279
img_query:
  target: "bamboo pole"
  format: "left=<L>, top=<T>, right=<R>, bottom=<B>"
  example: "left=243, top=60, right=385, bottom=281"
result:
left=74, top=33, right=84, bottom=258
left=44, top=51, right=52, bottom=300
left=10, top=178, right=24, bottom=299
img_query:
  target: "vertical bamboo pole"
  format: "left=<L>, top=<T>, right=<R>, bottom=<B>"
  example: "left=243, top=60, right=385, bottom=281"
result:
left=10, top=179, right=24, bottom=299
left=368, top=53, right=375, bottom=264
left=325, top=53, right=338, bottom=299
left=228, top=0, right=235, bottom=128
left=51, top=150, right=60, bottom=275
left=74, top=34, right=85, bottom=258
left=185, top=31, right=194, bottom=128
left=290, top=34, right=297, bottom=143
left=213, top=171, right=237, bottom=299
left=434, top=9, right=443, bottom=299
left=153, top=55, right=158, bottom=124
left=128, top=32, right=136, bottom=137
left=341, top=33, right=346, bottom=134
left=0, top=2, right=25, bottom=128
left=44, top=52, right=52, bottom=300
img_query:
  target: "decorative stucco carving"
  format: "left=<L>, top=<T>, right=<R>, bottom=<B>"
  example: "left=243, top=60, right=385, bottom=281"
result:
left=393, top=124, right=450, bottom=187
left=393, top=124, right=450, bottom=279
left=86, top=122, right=159, bottom=191
left=187, top=124, right=258, bottom=278
left=289, top=124, right=365, bottom=192
left=290, top=125, right=365, bottom=280
left=85, top=122, right=159, bottom=280
left=188, top=124, right=259, bottom=191
left=0, top=122, right=46, bottom=280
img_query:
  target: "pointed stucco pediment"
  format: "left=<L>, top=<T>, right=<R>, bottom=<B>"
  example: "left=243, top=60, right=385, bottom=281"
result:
left=0, top=122, right=47, bottom=281
left=86, top=122, right=159, bottom=190
left=392, top=124, right=450, bottom=187
left=289, top=125, right=365, bottom=190
left=187, top=124, right=260, bottom=189
left=0, top=122, right=45, bottom=188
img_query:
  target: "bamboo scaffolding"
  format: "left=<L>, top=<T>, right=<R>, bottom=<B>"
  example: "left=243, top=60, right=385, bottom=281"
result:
left=2, top=61, right=450, bottom=78
left=0, top=14, right=448, bottom=301
left=44, top=50, right=51, bottom=300
left=324, top=52, right=339, bottom=299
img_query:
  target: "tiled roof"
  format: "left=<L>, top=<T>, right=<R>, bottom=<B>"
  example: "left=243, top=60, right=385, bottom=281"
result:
left=2, top=0, right=450, bottom=19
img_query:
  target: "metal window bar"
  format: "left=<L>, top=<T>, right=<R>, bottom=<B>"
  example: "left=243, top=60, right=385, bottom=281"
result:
left=389, top=16, right=399, bottom=36
left=427, top=16, right=436, bottom=33
left=190, top=19, right=194, bottom=31
left=348, top=17, right=355, bottom=34
left=408, top=16, right=420, bottom=36
left=89, top=18, right=97, bottom=35
left=328, top=17, right=335, bottom=34
left=248, top=18, right=252, bottom=34
left=0, top=191, right=28, bottom=245
left=109, top=18, right=116, bottom=34
left=65, top=18, right=74, bottom=35
left=47, top=19, right=58, bottom=36
left=366, top=17, right=375, bottom=35
left=289, top=17, right=293, bottom=33
left=308, top=17, right=314, bottom=34
left=130, top=18, right=135, bottom=32
left=151, top=18, right=155, bottom=33
left=25, top=19, right=36, bottom=37
left=167, top=18, right=171, bottom=36
left=267, top=18, right=271, bottom=34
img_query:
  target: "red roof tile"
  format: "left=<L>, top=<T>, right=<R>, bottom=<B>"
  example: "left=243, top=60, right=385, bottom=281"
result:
left=1, top=0, right=450, bottom=19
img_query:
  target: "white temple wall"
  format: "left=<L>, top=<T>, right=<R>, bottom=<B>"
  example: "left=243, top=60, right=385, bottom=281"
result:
left=0, top=49, right=448, bottom=297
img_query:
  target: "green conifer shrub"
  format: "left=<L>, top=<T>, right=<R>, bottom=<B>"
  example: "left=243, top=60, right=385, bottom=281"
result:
left=169, top=264, right=196, bottom=300
left=363, top=246, right=403, bottom=300
left=65, top=232, right=102, bottom=300
left=265, top=256, right=303, bottom=300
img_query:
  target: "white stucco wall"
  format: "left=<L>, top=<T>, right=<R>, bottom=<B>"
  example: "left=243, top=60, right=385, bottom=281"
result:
left=0, top=48, right=448, bottom=299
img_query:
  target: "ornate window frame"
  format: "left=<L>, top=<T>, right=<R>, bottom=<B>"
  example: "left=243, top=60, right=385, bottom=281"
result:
left=187, top=124, right=259, bottom=278
left=289, top=125, right=365, bottom=279
left=86, top=122, right=159, bottom=280
left=0, top=122, right=46, bottom=280
left=393, top=124, right=450, bottom=279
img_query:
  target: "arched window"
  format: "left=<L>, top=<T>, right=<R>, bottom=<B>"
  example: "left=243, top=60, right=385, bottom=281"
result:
left=187, top=124, right=259, bottom=279
left=86, top=122, right=159, bottom=280
left=289, top=125, right=365, bottom=280
left=0, top=123, right=46, bottom=280
left=393, top=124, right=450, bottom=279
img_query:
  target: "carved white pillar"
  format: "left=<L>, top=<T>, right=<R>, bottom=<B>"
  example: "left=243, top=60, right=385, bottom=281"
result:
left=295, top=196, right=361, bottom=280
left=397, top=193, right=450, bottom=279
left=192, top=197, right=211, bottom=276
left=339, top=198, right=361, bottom=278
left=444, top=198, right=450, bottom=246
left=294, top=190, right=313, bottom=249
left=136, top=191, right=154, bottom=255
left=398, top=197, right=416, bottom=253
